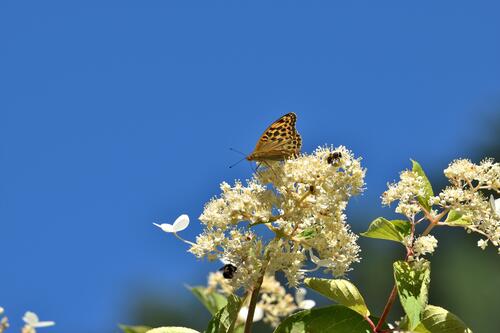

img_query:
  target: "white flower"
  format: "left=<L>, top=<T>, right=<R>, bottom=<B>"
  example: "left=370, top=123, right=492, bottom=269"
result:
left=295, top=288, right=316, bottom=309
left=477, top=239, right=488, bottom=250
left=154, top=214, right=189, bottom=233
left=490, top=195, right=500, bottom=218
left=413, top=235, right=438, bottom=257
left=22, top=311, right=55, bottom=328
left=382, top=170, right=427, bottom=218
left=238, top=306, right=264, bottom=322
left=301, top=249, right=334, bottom=272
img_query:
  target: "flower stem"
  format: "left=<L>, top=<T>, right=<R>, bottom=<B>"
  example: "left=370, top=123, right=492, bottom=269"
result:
left=173, top=232, right=195, bottom=246
left=365, top=316, right=377, bottom=332
left=421, top=221, right=437, bottom=236
left=243, top=274, right=265, bottom=333
left=375, top=284, right=398, bottom=332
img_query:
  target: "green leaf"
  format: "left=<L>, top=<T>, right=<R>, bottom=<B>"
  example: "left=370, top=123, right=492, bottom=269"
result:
left=417, top=305, right=473, bottom=333
left=206, top=294, right=242, bottom=333
left=394, top=260, right=431, bottom=330
left=189, top=286, right=228, bottom=315
left=298, top=228, right=316, bottom=239
left=120, top=325, right=152, bottom=333
left=233, top=324, right=245, bottom=333
left=444, top=210, right=471, bottom=226
left=273, top=305, right=373, bottom=333
left=145, top=328, right=200, bottom=333
left=411, top=159, right=434, bottom=211
left=361, top=217, right=410, bottom=244
left=400, top=305, right=473, bottom=333
left=305, top=278, right=370, bottom=317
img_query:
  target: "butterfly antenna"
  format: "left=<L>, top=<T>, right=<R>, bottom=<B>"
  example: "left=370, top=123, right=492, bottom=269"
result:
left=229, top=156, right=247, bottom=169
left=229, top=147, right=247, bottom=156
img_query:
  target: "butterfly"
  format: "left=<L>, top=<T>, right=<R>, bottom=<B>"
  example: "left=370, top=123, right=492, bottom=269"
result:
left=246, top=113, right=302, bottom=162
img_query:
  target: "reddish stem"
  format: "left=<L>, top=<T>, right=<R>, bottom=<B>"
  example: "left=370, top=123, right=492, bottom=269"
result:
left=375, top=285, right=398, bottom=332
left=365, top=316, right=377, bottom=332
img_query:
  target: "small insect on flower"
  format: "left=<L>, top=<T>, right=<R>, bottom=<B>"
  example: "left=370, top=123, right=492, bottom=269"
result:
left=246, top=113, right=302, bottom=162
left=326, top=151, right=342, bottom=164
left=219, top=264, right=238, bottom=279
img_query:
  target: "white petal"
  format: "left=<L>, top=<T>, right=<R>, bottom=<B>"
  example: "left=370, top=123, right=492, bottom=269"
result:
left=32, top=321, right=55, bottom=328
left=23, top=311, right=39, bottom=326
left=153, top=223, right=174, bottom=233
left=478, top=239, right=488, bottom=250
left=172, top=214, right=190, bottom=232
left=238, top=307, right=249, bottom=322
left=238, top=306, right=263, bottom=322
left=299, top=299, right=316, bottom=310
left=253, top=306, right=264, bottom=321
left=295, top=287, right=307, bottom=303
left=495, top=198, right=500, bottom=216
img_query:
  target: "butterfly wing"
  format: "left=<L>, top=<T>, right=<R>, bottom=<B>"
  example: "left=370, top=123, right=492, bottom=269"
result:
left=250, top=113, right=301, bottom=160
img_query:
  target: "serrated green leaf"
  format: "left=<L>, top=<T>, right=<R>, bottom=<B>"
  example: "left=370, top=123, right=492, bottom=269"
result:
left=120, top=325, right=152, bottom=333
left=361, top=217, right=410, bottom=243
left=146, top=327, right=200, bottom=333
left=189, top=286, right=227, bottom=315
left=394, top=260, right=431, bottom=330
left=444, top=210, right=471, bottom=226
left=206, top=294, right=242, bottom=333
left=273, top=305, right=373, bottom=333
left=305, top=278, right=370, bottom=317
left=400, top=305, right=472, bottom=333
left=412, top=160, right=434, bottom=211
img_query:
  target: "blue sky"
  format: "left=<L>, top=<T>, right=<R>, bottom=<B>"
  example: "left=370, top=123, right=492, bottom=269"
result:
left=1, top=1, right=499, bottom=333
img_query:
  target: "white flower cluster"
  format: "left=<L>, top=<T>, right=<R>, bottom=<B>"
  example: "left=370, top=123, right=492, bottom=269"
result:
left=443, top=158, right=500, bottom=189
left=436, top=158, right=500, bottom=252
left=412, top=235, right=438, bottom=257
left=190, top=146, right=365, bottom=290
left=381, top=158, right=500, bottom=253
left=207, top=272, right=314, bottom=328
left=0, top=308, right=54, bottom=333
left=382, top=170, right=427, bottom=218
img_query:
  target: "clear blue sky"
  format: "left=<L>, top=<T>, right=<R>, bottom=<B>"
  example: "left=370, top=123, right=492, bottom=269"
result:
left=1, top=1, right=499, bottom=333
